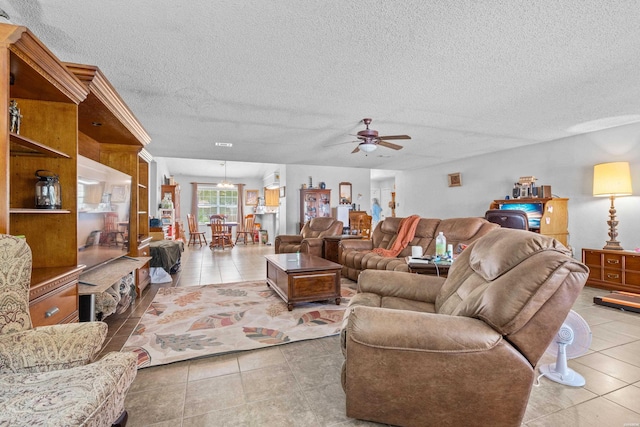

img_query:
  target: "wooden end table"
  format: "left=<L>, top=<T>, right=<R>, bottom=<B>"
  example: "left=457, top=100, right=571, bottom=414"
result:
left=323, top=234, right=364, bottom=263
left=407, top=257, right=452, bottom=277
left=265, top=253, right=342, bottom=310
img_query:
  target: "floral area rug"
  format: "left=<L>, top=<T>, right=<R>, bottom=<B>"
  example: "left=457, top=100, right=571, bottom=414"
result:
left=122, top=280, right=357, bottom=368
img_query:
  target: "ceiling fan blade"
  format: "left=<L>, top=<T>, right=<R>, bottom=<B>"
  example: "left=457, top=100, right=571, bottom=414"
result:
left=325, top=140, right=359, bottom=147
left=351, top=146, right=360, bottom=154
left=378, top=140, right=403, bottom=150
left=377, top=135, right=411, bottom=140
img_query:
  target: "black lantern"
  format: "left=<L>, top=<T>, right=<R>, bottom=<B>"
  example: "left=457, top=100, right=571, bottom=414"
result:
left=35, top=170, right=62, bottom=209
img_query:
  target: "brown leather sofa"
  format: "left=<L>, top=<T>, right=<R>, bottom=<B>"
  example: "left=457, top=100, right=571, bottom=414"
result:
left=340, top=229, right=589, bottom=427
left=274, top=217, right=343, bottom=257
left=339, top=216, right=498, bottom=280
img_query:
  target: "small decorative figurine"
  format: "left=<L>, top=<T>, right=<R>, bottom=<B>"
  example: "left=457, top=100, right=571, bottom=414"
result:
left=9, top=100, right=22, bottom=134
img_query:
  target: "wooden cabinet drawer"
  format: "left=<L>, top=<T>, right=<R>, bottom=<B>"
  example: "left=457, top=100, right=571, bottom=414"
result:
left=626, top=255, right=640, bottom=272
left=603, top=253, right=623, bottom=269
left=602, top=269, right=623, bottom=285
left=30, top=281, right=78, bottom=326
left=587, top=267, right=601, bottom=281
left=626, top=271, right=640, bottom=289
left=583, top=250, right=601, bottom=266
left=139, top=245, right=150, bottom=257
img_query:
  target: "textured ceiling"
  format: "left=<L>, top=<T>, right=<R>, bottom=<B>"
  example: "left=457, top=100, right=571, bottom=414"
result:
left=5, top=1, right=640, bottom=179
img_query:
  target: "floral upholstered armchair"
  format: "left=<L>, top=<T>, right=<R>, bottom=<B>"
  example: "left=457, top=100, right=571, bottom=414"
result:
left=0, top=234, right=138, bottom=426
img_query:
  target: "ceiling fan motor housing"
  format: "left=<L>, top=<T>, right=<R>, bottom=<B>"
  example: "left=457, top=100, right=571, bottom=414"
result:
left=357, top=128, right=379, bottom=140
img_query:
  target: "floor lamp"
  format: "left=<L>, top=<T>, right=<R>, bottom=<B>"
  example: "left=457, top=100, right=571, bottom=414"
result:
left=593, top=162, right=633, bottom=250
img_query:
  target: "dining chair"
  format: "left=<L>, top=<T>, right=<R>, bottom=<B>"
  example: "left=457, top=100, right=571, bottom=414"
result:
left=210, top=218, right=233, bottom=249
left=102, top=212, right=125, bottom=246
left=235, top=214, right=256, bottom=245
left=187, top=213, right=207, bottom=246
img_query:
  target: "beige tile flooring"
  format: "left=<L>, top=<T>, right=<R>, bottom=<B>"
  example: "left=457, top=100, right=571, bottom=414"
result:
left=102, top=243, right=640, bottom=426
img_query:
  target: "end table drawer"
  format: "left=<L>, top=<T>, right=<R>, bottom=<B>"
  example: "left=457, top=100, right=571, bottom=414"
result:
left=291, top=272, right=337, bottom=298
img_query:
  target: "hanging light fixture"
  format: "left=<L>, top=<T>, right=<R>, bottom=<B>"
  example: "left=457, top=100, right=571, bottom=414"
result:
left=217, top=161, right=234, bottom=188
left=358, top=142, right=377, bottom=153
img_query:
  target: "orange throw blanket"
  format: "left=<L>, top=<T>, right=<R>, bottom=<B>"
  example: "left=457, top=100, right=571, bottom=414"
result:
left=371, top=215, right=421, bottom=258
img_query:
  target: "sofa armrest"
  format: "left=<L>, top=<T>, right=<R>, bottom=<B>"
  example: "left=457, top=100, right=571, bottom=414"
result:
left=357, top=270, right=445, bottom=303
left=347, top=305, right=501, bottom=353
left=0, top=322, right=107, bottom=374
left=340, top=239, right=374, bottom=252
left=300, top=237, right=324, bottom=257
left=274, top=235, right=303, bottom=253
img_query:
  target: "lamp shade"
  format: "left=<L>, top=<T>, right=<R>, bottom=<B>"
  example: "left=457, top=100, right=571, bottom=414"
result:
left=359, top=143, right=377, bottom=153
left=593, top=162, right=633, bottom=197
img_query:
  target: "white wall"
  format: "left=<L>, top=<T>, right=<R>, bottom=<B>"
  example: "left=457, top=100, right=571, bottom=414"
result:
left=397, top=122, right=640, bottom=256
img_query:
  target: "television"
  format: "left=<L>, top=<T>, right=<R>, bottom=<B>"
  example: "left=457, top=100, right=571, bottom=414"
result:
left=499, top=202, right=543, bottom=230
left=77, top=155, right=132, bottom=271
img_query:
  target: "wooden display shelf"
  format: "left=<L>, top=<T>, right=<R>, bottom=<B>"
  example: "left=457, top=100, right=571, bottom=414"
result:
left=78, top=256, right=152, bottom=295
left=10, top=208, right=71, bottom=214
left=10, top=132, right=71, bottom=158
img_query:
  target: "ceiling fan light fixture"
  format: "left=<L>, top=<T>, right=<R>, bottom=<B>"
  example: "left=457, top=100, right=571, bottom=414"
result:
left=359, top=143, right=377, bottom=153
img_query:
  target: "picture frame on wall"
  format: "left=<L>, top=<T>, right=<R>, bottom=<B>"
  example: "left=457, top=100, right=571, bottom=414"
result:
left=111, top=185, right=127, bottom=203
left=448, top=173, right=462, bottom=187
left=279, top=186, right=286, bottom=198
left=246, top=189, right=259, bottom=205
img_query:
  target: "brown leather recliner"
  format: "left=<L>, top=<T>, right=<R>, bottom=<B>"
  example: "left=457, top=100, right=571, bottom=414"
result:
left=274, top=217, right=343, bottom=257
left=341, top=228, right=589, bottom=427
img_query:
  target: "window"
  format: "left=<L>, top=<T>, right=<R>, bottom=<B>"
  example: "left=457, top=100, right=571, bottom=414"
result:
left=196, top=185, right=238, bottom=223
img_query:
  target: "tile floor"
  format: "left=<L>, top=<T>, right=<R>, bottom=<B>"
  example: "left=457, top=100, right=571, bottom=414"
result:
left=102, top=243, right=640, bottom=426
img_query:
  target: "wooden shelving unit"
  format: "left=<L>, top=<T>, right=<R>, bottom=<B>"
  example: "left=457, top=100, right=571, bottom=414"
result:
left=299, top=188, right=331, bottom=231
left=1, top=23, right=153, bottom=324
left=66, top=62, right=152, bottom=296
left=2, top=23, right=89, bottom=325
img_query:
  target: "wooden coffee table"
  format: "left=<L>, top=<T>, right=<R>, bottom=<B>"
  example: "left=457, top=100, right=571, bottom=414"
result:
left=265, top=253, right=342, bottom=310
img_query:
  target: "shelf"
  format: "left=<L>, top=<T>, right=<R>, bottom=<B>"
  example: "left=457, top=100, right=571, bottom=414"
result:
left=10, top=208, right=71, bottom=214
left=9, top=133, right=72, bottom=158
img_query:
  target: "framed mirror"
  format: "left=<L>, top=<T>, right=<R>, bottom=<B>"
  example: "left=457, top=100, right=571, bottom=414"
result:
left=339, top=182, right=352, bottom=204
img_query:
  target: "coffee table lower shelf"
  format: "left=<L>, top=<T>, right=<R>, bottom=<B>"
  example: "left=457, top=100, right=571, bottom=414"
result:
left=265, top=253, right=342, bottom=311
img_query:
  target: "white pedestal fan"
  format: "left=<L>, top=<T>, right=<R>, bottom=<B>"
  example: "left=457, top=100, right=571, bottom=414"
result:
left=539, top=310, right=592, bottom=387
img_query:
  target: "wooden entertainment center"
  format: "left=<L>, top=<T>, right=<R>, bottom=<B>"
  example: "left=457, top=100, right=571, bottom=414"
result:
left=489, top=198, right=569, bottom=246
left=1, top=24, right=152, bottom=326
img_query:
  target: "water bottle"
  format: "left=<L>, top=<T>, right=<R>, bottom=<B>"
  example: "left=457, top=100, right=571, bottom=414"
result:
left=435, top=232, right=446, bottom=257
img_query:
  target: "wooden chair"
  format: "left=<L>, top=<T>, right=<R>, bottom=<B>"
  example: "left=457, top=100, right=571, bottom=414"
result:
left=102, top=212, right=125, bottom=247
left=357, top=214, right=373, bottom=239
left=187, top=213, right=207, bottom=246
left=235, top=214, right=256, bottom=245
left=351, top=213, right=373, bottom=239
left=210, top=218, right=233, bottom=250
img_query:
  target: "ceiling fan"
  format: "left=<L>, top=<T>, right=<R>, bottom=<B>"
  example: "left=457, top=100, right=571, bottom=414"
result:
left=350, top=118, right=411, bottom=154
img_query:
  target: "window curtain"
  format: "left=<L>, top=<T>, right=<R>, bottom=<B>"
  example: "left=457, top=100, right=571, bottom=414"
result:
left=191, top=182, right=199, bottom=231
left=237, top=183, right=244, bottom=223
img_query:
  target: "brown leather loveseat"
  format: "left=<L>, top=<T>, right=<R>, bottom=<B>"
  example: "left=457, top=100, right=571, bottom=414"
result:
left=274, top=217, right=343, bottom=258
left=339, top=216, right=498, bottom=280
left=340, top=229, right=589, bottom=426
